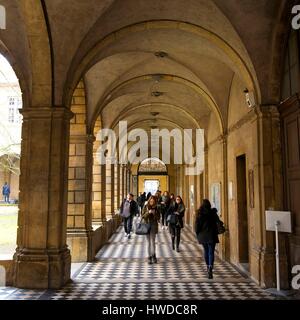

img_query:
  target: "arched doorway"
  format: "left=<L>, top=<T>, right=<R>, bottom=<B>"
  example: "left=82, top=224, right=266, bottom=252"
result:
left=0, top=54, right=22, bottom=260
left=138, top=158, right=168, bottom=195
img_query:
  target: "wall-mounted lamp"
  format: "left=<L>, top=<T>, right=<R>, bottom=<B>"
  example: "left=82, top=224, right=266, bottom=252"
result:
left=244, top=88, right=256, bottom=108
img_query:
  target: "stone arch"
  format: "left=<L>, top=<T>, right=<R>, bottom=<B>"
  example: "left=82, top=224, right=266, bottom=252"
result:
left=18, top=0, right=52, bottom=107
left=0, top=41, right=29, bottom=108
left=64, top=20, right=260, bottom=109
left=91, top=74, right=224, bottom=134
left=267, top=0, right=295, bottom=104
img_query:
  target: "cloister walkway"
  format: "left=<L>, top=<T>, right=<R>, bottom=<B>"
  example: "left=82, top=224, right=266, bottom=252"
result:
left=0, top=219, right=276, bottom=300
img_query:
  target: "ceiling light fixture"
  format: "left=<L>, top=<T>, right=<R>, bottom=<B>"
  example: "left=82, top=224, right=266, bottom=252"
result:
left=154, top=51, right=168, bottom=58
left=151, top=91, right=163, bottom=97
left=152, top=74, right=163, bottom=82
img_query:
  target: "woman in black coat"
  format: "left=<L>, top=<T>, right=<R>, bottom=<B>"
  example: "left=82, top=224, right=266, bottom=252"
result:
left=167, top=196, right=185, bottom=252
left=195, top=199, right=219, bottom=279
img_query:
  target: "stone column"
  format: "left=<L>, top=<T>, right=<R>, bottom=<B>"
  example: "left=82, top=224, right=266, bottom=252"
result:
left=204, top=147, right=209, bottom=198
left=13, top=107, right=72, bottom=289
left=127, top=167, right=131, bottom=193
left=220, top=134, right=230, bottom=261
left=67, top=134, right=94, bottom=262
left=105, top=163, right=114, bottom=220
left=253, top=105, right=288, bottom=288
left=100, top=164, right=107, bottom=223
left=92, top=120, right=102, bottom=225
left=124, top=165, right=128, bottom=195
left=114, top=165, right=119, bottom=212
left=119, top=165, right=124, bottom=204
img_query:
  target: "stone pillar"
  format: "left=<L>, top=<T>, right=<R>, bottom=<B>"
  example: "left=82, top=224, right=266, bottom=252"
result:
left=127, top=167, right=131, bottom=193
left=253, top=105, right=288, bottom=288
left=114, top=165, right=119, bottom=212
left=220, top=135, right=230, bottom=261
left=13, top=107, right=72, bottom=289
left=204, top=147, right=209, bottom=198
left=119, top=165, right=124, bottom=204
left=92, top=119, right=102, bottom=225
left=124, top=165, right=128, bottom=195
left=100, top=164, right=107, bottom=223
left=67, top=134, right=94, bottom=262
left=105, top=163, right=114, bottom=219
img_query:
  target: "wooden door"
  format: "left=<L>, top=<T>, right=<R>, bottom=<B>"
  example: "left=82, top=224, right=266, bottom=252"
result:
left=279, top=95, right=300, bottom=270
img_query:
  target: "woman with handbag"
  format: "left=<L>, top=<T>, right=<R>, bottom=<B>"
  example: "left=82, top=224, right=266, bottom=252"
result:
left=141, top=196, right=160, bottom=264
left=167, top=196, right=185, bottom=252
left=195, top=199, right=220, bottom=279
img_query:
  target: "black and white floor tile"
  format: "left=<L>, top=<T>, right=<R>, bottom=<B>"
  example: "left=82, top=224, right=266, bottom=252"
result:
left=0, top=220, right=282, bottom=300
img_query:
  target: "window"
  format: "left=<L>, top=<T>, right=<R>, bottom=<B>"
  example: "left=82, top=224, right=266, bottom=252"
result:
left=7, top=96, right=22, bottom=123
left=144, top=180, right=160, bottom=195
left=138, top=158, right=167, bottom=173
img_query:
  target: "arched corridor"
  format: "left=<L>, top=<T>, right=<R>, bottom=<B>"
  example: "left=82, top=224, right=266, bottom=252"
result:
left=1, top=223, right=275, bottom=300
left=0, top=0, right=299, bottom=301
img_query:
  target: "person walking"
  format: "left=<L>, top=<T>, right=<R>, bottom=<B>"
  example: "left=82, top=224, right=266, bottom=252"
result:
left=160, top=191, right=170, bottom=230
left=169, top=193, right=175, bottom=205
left=167, top=196, right=185, bottom=252
left=166, top=193, right=175, bottom=228
left=2, top=182, right=10, bottom=204
left=155, top=190, right=162, bottom=225
left=137, top=192, right=146, bottom=216
left=146, top=192, right=152, bottom=200
left=141, top=195, right=160, bottom=264
left=195, top=199, right=220, bottom=279
left=120, top=193, right=139, bottom=239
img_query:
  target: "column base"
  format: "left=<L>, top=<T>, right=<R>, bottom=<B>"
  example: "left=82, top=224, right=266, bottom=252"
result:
left=13, top=247, right=71, bottom=289
left=253, top=247, right=289, bottom=289
left=67, top=229, right=94, bottom=262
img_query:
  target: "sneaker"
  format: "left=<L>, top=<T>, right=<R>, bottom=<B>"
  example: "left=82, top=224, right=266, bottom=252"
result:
left=176, top=247, right=180, bottom=253
left=128, top=234, right=131, bottom=239
left=124, top=233, right=128, bottom=237
left=148, top=256, right=153, bottom=264
left=152, top=255, right=157, bottom=263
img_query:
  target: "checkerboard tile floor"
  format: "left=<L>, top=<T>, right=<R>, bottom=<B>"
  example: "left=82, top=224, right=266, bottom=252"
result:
left=0, top=220, right=279, bottom=300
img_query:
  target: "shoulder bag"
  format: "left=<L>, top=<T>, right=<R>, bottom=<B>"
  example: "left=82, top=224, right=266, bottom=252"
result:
left=135, top=218, right=151, bottom=235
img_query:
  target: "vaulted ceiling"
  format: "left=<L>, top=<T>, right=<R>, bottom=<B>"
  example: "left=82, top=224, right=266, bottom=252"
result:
left=0, top=0, right=292, bottom=138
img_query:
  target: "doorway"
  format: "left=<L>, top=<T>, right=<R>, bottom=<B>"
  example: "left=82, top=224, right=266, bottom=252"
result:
left=236, top=154, right=249, bottom=271
left=279, top=95, right=300, bottom=276
left=144, top=180, right=159, bottom=195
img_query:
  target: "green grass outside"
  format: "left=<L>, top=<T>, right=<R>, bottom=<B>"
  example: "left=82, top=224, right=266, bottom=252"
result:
left=0, top=215, right=17, bottom=244
left=0, top=211, right=18, bottom=256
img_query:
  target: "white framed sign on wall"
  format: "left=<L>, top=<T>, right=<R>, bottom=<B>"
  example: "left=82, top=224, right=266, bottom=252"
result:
left=210, top=182, right=221, bottom=216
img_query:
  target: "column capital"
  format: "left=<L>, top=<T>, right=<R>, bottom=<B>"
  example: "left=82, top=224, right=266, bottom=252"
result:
left=70, top=134, right=95, bottom=144
left=254, top=104, right=280, bottom=118
left=87, top=134, right=96, bottom=143
left=20, top=106, right=74, bottom=120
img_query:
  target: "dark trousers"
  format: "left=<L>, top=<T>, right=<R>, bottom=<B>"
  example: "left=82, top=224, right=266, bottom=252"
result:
left=169, top=225, right=181, bottom=248
left=4, top=195, right=9, bottom=203
left=124, top=216, right=133, bottom=234
left=161, top=206, right=169, bottom=226
left=202, top=243, right=216, bottom=268
left=161, top=211, right=166, bottom=226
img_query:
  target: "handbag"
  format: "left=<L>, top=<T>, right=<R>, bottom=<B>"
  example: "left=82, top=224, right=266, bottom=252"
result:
left=135, top=218, right=151, bottom=235
left=167, top=213, right=177, bottom=225
left=216, top=219, right=226, bottom=234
